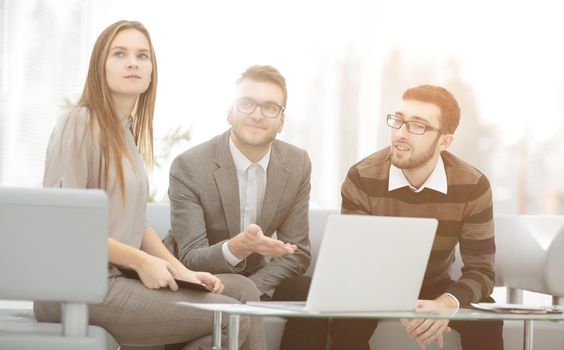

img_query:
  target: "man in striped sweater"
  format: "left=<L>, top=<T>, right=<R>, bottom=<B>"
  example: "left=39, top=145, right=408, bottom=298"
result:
left=329, top=85, right=503, bottom=350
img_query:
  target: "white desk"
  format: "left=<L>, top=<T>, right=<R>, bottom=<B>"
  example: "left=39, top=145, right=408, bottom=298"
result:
left=179, top=302, right=564, bottom=350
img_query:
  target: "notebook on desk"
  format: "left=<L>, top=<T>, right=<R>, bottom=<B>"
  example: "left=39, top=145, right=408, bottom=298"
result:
left=248, top=214, right=438, bottom=313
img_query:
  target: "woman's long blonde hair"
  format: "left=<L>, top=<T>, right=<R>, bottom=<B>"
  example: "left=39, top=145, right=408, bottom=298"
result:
left=78, top=20, right=157, bottom=200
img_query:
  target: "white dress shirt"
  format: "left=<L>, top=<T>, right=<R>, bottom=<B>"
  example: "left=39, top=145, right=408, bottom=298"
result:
left=387, top=155, right=460, bottom=308
left=388, top=155, right=448, bottom=194
left=221, top=137, right=271, bottom=266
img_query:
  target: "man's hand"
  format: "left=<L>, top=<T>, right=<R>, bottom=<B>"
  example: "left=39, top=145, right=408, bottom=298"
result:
left=400, top=294, right=459, bottom=349
left=228, top=224, right=297, bottom=259
left=401, top=315, right=450, bottom=349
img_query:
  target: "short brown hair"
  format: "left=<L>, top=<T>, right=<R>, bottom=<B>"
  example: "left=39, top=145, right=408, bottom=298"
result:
left=236, top=65, right=287, bottom=107
left=402, top=85, right=460, bottom=134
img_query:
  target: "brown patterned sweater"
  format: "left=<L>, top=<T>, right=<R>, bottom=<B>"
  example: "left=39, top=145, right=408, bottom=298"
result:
left=341, top=148, right=495, bottom=306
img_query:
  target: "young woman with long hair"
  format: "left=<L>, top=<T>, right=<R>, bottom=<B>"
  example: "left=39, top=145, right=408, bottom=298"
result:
left=34, top=20, right=266, bottom=350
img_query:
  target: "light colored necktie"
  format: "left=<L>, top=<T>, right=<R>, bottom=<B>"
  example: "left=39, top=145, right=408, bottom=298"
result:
left=243, top=164, right=259, bottom=229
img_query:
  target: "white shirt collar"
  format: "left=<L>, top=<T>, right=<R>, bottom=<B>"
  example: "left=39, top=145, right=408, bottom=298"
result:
left=229, top=136, right=271, bottom=174
left=388, top=155, right=448, bottom=194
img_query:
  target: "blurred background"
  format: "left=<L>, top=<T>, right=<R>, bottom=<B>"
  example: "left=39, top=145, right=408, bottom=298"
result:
left=1, top=0, right=564, bottom=304
left=2, top=0, right=564, bottom=212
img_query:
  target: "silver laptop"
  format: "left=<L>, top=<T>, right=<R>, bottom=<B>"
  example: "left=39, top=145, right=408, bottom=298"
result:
left=249, top=214, right=437, bottom=313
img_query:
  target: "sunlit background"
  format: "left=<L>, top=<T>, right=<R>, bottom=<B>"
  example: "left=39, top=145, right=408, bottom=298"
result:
left=2, top=0, right=564, bottom=303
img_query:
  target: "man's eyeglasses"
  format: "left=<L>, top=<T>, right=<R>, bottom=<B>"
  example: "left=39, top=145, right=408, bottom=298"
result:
left=235, top=97, right=284, bottom=119
left=386, top=114, right=443, bottom=135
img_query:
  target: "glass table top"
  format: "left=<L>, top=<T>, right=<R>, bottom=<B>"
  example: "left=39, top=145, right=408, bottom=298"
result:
left=177, top=302, right=564, bottom=321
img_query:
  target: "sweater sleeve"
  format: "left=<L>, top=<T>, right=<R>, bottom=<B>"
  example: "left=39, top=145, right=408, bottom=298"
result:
left=446, top=175, right=496, bottom=306
left=341, top=165, right=372, bottom=215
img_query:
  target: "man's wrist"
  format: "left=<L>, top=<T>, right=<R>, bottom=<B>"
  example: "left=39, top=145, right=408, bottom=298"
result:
left=227, top=233, right=252, bottom=259
left=222, top=241, right=244, bottom=266
left=438, top=293, right=460, bottom=309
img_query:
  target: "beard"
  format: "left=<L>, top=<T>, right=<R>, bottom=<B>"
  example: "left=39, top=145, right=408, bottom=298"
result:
left=391, top=135, right=440, bottom=170
left=232, top=127, right=277, bottom=147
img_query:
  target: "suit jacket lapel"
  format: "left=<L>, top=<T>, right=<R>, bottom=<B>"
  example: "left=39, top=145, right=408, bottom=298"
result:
left=214, top=131, right=241, bottom=237
left=258, top=141, right=288, bottom=231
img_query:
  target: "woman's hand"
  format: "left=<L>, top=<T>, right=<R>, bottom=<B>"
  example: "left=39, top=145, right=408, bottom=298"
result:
left=136, top=254, right=179, bottom=291
left=177, top=269, right=224, bottom=294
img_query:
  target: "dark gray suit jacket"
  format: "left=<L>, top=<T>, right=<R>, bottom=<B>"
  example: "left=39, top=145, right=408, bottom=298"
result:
left=168, top=130, right=312, bottom=296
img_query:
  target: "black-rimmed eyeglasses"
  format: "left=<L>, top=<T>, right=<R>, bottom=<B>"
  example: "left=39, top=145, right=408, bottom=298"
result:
left=386, top=114, right=443, bottom=135
left=235, top=97, right=284, bottom=119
